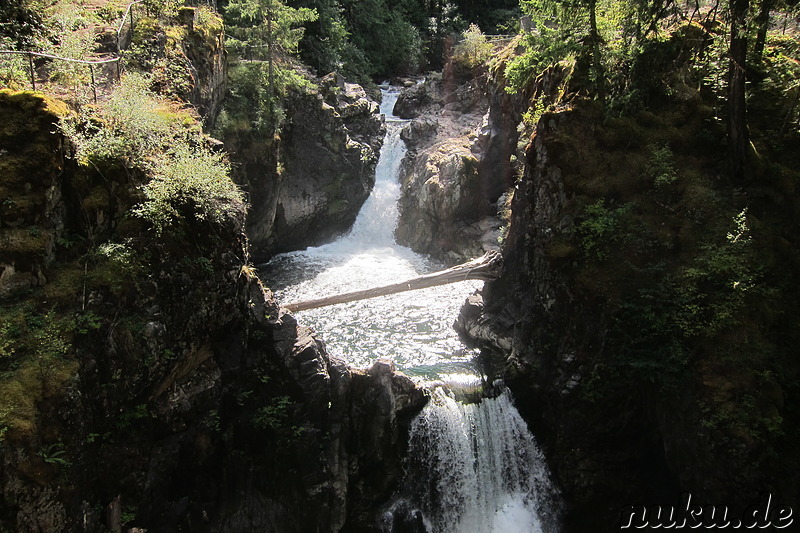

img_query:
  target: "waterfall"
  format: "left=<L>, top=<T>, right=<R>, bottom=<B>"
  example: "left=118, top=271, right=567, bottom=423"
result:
left=382, top=384, right=560, bottom=533
left=266, top=86, right=560, bottom=531
left=330, top=87, right=408, bottom=249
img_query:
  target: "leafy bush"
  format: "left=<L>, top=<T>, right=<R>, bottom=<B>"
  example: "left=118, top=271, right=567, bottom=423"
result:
left=0, top=37, right=29, bottom=90
left=253, top=395, right=292, bottom=430
left=452, top=24, right=493, bottom=69
left=133, top=143, right=244, bottom=234
left=61, top=73, right=245, bottom=234
left=645, top=144, right=678, bottom=188
left=577, top=198, right=634, bottom=260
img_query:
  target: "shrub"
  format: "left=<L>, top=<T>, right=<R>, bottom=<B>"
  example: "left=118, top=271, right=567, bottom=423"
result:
left=132, top=143, right=245, bottom=234
left=453, top=24, right=493, bottom=69
left=577, top=198, right=634, bottom=260
left=645, top=144, right=678, bottom=188
left=61, top=73, right=245, bottom=234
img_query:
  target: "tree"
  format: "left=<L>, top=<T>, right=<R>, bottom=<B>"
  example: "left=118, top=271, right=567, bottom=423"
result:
left=225, top=0, right=317, bottom=97
left=728, top=0, right=750, bottom=181
left=752, top=0, right=774, bottom=60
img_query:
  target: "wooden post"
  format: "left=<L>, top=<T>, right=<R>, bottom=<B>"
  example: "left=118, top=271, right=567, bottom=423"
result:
left=283, top=251, right=502, bottom=313
left=28, top=53, right=36, bottom=91
left=89, top=63, right=97, bottom=102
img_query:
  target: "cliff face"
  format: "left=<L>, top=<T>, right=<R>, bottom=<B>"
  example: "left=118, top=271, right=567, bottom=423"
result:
left=238, top=73, right=384, bottom=261
left=129, top=5, right=227, bottom=127
left=0, top=91, right=424, bottom=533
left=393, top=64, right=520, bottom=263
left=0, top=92, right=69, bottom=296
left=269, top=74, right=384, bottom=256
left=180, top=6, right=228, bottom=127
left=456, top=45, right=800, bottom=529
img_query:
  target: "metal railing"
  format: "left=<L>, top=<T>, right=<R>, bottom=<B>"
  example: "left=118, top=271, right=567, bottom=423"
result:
left=0, top=0, right=145, bottom=102
left=116, top=0, right=145, bottom=52
left=0, top=50, right=121, bottom=102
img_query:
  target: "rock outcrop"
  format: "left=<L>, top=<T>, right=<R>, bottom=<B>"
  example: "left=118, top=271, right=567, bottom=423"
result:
left=393, top=64, right=521, bottom=263
left=243, top=73, right=385, bottom=260
left=0, top=89, right=425, bottom=533
left=456, top=54, right=798, bottom=529
left=0, top=92, right=69, bottom=296
left=180, top=6, right=228, bottom=127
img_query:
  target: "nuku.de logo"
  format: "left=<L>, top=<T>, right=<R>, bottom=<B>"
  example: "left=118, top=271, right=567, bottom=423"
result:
left=619, top=492, right=793, bottom=529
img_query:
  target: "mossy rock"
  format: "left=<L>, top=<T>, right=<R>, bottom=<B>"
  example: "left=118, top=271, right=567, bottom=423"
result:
left=0, top=227, right=50, bottom=255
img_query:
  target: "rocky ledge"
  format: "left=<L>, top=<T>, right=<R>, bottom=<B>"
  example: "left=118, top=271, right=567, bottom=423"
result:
left=393, top=66, right=523, bottom=264
left=247, top=73, right=385, bottom=260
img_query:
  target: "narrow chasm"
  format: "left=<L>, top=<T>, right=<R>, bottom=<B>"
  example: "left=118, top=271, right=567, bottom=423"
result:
left=3, top=2, right=799, bottom=532
left=265, top=84, right=562, bottom=533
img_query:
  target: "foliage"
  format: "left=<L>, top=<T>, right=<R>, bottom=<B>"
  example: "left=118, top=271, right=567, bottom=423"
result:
left=0, top=37, right=29, bottom=89
left=60, top=73, right=245, bottom=235
left=215, top=58, right=312, bottom=137
left=0, top=305, right=78, bottom=439
left=606, top=206, right=764, bottom=396
left=222, top=0, right=319, bottom=134
left=677, top=208, right=759, bottom=337
left=39, top=442, right=70, bottom=467
left=505, top=0, right=587, bottom=91
left=0, top=323, right=15, bottom=360
left=577, top=198, right=634, bottom=260
left=225, top=0, right=318, bottom=58
left=60, top=73, right=173, bottom=165
left=452, top=24, right=493, bottom=69
left=645, top=143, right=677, bottom=188
left=132, top=143, right=244, bottom=234
left=253, top=395, right=292, bottom=430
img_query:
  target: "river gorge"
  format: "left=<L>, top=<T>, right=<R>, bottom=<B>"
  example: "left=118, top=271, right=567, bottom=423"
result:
left=1, top=2, right=798, bottom=531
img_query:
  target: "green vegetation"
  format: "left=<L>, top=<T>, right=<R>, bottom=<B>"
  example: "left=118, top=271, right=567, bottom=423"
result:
left=499, top=0, right=800, bottom=494
left=577, top=199, right=634, bottom=261
left=452, top=24, right=493, bottom=69
left=0, top=305, right=78, bottom=441
left=60, top=73, right=244, bottom=235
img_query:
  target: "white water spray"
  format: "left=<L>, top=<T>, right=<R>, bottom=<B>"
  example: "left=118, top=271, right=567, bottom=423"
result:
left=267, top=87, right=482, bottom=374
left=383, top=385, right=560, bottom=533
left=266, top=87, right=560, bottom=531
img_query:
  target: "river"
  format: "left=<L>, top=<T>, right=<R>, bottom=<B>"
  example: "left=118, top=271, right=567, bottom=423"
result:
left=265, top=85, right=559, bottom=532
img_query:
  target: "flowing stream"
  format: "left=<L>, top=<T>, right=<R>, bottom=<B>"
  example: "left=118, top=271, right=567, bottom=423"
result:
left=265, top=86, right=559, bottom=532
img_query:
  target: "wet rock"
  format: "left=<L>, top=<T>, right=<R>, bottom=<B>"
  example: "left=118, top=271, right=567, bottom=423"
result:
left=393, top=81, right=438, bottom=119
left=245, top=78, right=385, bottom=260
left=393, top=71, right=519, bottom=263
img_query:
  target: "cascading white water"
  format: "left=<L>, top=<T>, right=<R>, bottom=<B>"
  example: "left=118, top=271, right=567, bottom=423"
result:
left=266, top=86, right=483, bottom=376
left=265, top=86, right=559, bottom=532
left=383, top=384, right=560, bottom=533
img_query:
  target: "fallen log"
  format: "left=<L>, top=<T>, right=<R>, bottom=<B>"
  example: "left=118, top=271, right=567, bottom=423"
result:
left=283, top=250, right=503, bottom=313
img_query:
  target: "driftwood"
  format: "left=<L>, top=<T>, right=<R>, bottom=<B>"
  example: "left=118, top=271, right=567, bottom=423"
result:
left=283, top=250, right=503, bottom=313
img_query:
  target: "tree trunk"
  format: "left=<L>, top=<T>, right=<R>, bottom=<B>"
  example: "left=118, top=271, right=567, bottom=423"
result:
left=728, top=0, right=750, bottom=182
left=587, top=0, right=605, bottom=102
left=283, top=251, right=503, bottom=312
left=753, top=0, right=773, bottom=60
left=267, top=0, right=274, bottom=98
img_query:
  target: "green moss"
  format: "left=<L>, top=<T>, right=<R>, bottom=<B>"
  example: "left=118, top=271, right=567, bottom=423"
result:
left=0, top=90, right=69, bottom=118
left=40, top=265, right=84, bottom=306
left=0, top=227, right=50, bottom=255
left=0, top=356, right=78, bottom=442
left=0, top=303, right=78, bottom=443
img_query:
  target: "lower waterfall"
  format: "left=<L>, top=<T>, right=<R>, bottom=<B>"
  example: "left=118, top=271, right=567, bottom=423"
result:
left=266, top=85, right=560, bottom=531
left=382, top=384, right=559, bottom=533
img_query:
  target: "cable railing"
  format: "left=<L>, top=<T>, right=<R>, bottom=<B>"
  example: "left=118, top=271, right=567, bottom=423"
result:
left=116, top=0, right=145, bottom=53
left=0, top=50, right=121, bottom=102
left=0, top=0, right=145, bottom=102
